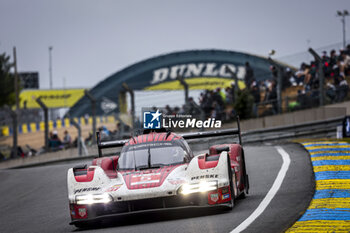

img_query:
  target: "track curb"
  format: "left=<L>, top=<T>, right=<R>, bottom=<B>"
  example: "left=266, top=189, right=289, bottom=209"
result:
left=286, top=140, right=350, bottom=232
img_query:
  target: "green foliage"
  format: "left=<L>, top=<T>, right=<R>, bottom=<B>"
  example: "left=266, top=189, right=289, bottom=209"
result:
left=0, top=52, right=15, bottom=107
left=233, top=88, right=254, bottom=119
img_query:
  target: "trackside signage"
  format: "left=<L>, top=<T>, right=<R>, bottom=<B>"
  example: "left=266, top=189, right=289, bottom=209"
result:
left=142, top=108, right=222, bottom=130
left=69, top=50, right=290, bottom=117
left=150, top=63, right=246, bottom=85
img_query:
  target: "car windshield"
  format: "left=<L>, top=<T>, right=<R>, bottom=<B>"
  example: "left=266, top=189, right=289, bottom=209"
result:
left=118, top=141, right=188, bottom=170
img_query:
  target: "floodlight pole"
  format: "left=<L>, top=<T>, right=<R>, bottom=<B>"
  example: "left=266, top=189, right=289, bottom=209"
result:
left=49, top=46, right=53, bottom=89
left=36, top=97, right=49, bottom=152
left=122, top=83, right=135, bottom=131
left=337, top=10, right=349, bottom=48
left=84, top=90, right=96, bottom=144
left=49, top=46, right=53, bottom=121
left=13, top=47, right=19, bottom=111
left=10, top=47, right=19, bottom=158
left=308, top=48, right=325, bottom=106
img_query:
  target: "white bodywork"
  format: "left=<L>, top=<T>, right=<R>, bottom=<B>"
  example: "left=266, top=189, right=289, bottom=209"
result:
left=67, top=152, right=231, bottom=204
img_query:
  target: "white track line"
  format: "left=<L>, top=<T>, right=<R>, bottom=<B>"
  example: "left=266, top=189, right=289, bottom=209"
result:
left=230, top=146, right=291, bottom=233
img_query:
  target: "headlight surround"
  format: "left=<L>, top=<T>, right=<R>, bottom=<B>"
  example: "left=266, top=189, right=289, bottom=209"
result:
left=76, top=193, right=112, bottom=205
left=180, top=180, right=218, bottom=195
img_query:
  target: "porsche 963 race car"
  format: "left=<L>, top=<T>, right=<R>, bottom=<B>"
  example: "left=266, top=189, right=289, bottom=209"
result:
left=67, top=119, right=249, bottom=228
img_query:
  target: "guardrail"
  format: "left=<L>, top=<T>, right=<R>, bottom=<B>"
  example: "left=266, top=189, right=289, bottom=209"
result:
left=242, top=116, right=343, bottom=143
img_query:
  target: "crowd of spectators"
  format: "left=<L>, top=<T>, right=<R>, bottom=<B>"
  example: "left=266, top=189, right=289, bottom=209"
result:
left=177, top=45, right=350, bottom=118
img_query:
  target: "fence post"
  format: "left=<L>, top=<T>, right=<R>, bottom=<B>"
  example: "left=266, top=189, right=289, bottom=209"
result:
left=177, top=76, right=189, bottom=104
left=268, top=57, right=283, bottom=114
left=70, top=118, right=82, bottom=156
left=4, top=106, right=18, bottom=158
left=35, top=98, right=49, bottom=152
left=84, top=90, right=97, bottom=143
left=225, top=67, right=239, bottom=101
left=308, top=48, right=325, bottom=107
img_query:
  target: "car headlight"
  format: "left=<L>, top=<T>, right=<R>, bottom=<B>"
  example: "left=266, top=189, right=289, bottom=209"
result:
left=180, top=180, right=218, bottom=195
left=76, top=193, right=112, bottom=205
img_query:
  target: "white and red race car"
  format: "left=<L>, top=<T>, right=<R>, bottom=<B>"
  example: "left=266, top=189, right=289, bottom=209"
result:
left=67, top=122, right=249, bottom=228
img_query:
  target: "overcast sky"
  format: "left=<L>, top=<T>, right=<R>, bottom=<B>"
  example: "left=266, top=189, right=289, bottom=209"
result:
left=1, top=0, right=349, bottom=89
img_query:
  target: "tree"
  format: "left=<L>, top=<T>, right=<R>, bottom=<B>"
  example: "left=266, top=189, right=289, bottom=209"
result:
left=0, top=52, right=15, bottom=107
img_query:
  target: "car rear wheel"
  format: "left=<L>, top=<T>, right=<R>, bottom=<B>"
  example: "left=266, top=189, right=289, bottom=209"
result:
left=227, top=154, right=236, bottom=210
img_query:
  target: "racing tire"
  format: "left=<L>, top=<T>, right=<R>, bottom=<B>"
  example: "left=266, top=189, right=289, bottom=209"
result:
left=73, top=221, right=98, bottom=229
left=73, top=222, right=89, bottom=229
left=239, top=174, right=249, bottom=199
left=239, top=150, right=249, bottom=199
left=227, top=154, right=236, bottom=210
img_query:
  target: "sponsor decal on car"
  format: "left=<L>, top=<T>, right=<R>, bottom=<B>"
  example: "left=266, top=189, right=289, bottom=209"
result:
left=106, top=184, right=123, bottom=192
left=78, top=208, right=87, bottom=217
left=168, top=178, right=186, bottom=185
left=191, top=174, right=218, bottom=180
left=130, top=173, right=161, bottom=186
left=221, top=187, right=229, bottom=194
left=74, top=187, right=101, bottom=194
left=210, top=193, right=219, bottom=202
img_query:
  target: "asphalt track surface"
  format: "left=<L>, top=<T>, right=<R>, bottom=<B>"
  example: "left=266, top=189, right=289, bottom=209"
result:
left=0, top=143, right=314, bottom=233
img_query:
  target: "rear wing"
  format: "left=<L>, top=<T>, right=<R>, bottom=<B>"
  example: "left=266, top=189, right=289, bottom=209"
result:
left=96, top=132, right=128, bottom=157
left=181, top=116, right=242, bottom=145
left=96, top=116, right=242, bottom=157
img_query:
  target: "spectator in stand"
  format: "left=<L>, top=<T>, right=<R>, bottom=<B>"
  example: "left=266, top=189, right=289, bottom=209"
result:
left=326, top=82, right=337, bottom=103
left=266, top=80, right=278, bottom=114
left=186, top=97, right=202, bottom=117
left=332, top=58, right=345, bottom=85
left=250, top=80, right=260, bottom=117
left=99, top=126, right=110, bottom=139
left=329, top=50, right=338, bottom=68
left=321, top=51, right=331, bottom=77
left=297, top=89, right=307, bottom=109
left=336, top=76, right=349, bottom=102
left=270, top=65, right=278, bottom=83
left=49, top=130, right=62, bottom=150
left=213, top=88, right=225, bottom=108
left=306, top=62, right=318, bottom=91
left=345, top=44, right=350, bottom=56
left=295, top=63, right=306, bottom=86
left=230, top=82, right=236, bottom=103
left=165, top=105, right=173, bottom=115
left=340, top=50, right=350, bottom=75
left=284, top=68, right=294, bottom=88
left=244, top=62, right=254, bottom=88
left=321, top=51, right=330, bottom=63
left=63, top=130, right=72, bottom=148
left=225, top=87, right=233, bottom=105
left=199, top=89, right=212, bottom=117
left=303, top=64, right=312, bottom=90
